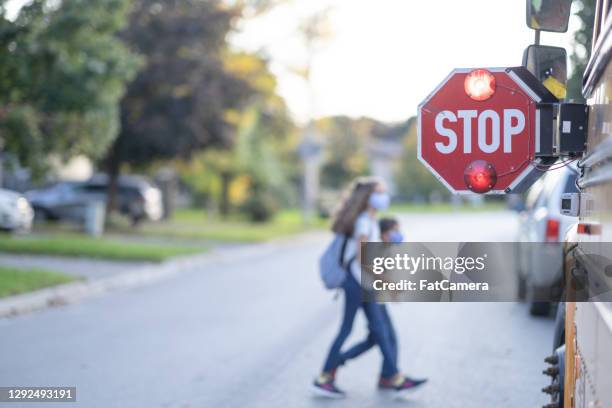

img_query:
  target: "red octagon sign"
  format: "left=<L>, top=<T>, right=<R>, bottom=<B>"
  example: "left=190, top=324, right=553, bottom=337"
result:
left=418, top=67, right=554, bottom=194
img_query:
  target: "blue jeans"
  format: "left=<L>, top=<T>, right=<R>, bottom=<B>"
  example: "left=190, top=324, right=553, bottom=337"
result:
left=322, top=273, right=399, bottom=378
left=339, top=304, right=397, bottom=378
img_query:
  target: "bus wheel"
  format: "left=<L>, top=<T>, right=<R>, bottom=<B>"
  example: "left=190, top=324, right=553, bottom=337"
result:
left=527, top=284, right=551, bottom=316
left=530, top=301, right=551, bottom=316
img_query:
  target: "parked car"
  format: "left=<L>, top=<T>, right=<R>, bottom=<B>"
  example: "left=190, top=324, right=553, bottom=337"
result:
left=515, top=163, right=579, bottom=315
left=26, top=181, right=90, bottom=222
left=86, top=174, right=163, bottom=223
left=0, top=189, right=34, bottom=232
left=26, top=175, right=163, bottom=224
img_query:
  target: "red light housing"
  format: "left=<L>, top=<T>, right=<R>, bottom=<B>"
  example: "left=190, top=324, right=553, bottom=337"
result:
left=464, top=69, right=496, bottom=101
left=545, top=218, right=560, bottom=242
left=577, top=223, right=602, bottom=235
left=464, top=160, right=497, bottom=193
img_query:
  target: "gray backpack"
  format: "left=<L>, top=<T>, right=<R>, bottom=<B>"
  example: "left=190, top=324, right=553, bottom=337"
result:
left=319, top=234, right=355, bottom=289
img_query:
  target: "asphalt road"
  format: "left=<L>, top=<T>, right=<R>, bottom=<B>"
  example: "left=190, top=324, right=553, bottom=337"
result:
left=0, top=211, right=554, bottom=408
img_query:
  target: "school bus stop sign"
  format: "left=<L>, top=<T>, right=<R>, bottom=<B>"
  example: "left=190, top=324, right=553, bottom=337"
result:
left=418, top=67, right=556, bottom=194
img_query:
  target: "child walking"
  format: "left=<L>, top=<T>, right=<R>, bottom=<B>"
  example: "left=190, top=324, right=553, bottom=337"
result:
left=312, top=178, right=427, bottom=398
left=334, top=218, right=405, bottom=389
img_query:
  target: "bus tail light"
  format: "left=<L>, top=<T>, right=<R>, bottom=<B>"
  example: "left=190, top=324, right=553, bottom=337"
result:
left=577, top=223, right=601, bottom=235
left=545, top=218, right=560, bottom=242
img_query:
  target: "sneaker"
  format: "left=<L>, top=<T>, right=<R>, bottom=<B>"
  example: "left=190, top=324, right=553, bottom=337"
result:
left=312, top=378, right=346, bottom=399
left=378, top=377, right=395, bottom=390
left=394, top=376, right=428, bottom=396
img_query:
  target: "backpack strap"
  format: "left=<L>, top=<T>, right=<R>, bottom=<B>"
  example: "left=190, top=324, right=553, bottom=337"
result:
left=340, top=235, right=356, bottom=271
left=339, top=235, right=349, bottom=267
left=333, top=235, right=356, bottom=301
left=346, top=255, right=357, bottom=268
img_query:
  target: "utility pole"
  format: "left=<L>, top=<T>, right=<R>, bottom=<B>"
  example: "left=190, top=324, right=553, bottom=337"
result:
left=296, top=8, right=332, bottom=224
left=0, top=137, right=4, bottom=189
left=297, top=125, right=322, bottom=224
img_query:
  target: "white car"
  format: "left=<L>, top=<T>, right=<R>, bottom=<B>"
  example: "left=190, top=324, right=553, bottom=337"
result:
left=516, top=164, right=578, bottom=315
left=0, top=189, right=34, bottom=232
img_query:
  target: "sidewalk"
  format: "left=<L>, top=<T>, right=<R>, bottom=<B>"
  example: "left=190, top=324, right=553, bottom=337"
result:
left=0, top=254, right=153, bottom=281
left=0, top=231, right=326, bottom=318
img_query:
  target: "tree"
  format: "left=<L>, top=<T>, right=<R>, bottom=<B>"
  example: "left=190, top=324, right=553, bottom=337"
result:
left=0, top=0, right=139, bottom=177
left=317, top=116, right=376, bottom=190
left=566, top=0, right=595, bottom=102
left=394, top=117, right=449, bottom=202
left=104, top=0, right=258, bottom=213
left=178, top=51, right=296, bottom=219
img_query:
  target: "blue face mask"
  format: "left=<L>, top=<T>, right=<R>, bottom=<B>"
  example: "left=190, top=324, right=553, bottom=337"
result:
left=389, top=230, right=404, bottom=243
left=368, top=192, right=390, bottom=210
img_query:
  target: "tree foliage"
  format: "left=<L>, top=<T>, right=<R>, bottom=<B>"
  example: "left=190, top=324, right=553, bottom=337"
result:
left=0, top=0, right=139, bottom=175
left=567, top=0, right=595, bottom=102
left=316, top=116, right=381, bottom=190
left=177, top=51, right=296, bottom=218
left=394, top=117, right=449, bottom=202
left=108, top=1, right=295, bottom=218
left=106, top=0, right=256, bottom=171
left=178, top=104, right=296, bottom=219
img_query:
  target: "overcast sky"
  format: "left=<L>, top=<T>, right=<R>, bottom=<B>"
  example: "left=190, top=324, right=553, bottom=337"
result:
left=231, top=0, right=581, bottom=124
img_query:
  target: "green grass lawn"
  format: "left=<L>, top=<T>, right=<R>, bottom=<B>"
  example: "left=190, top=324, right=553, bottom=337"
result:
left=110, top=203, right=507, bottom=243
left=25, top=202, right=507, bottom=252
left=0, top=234, right=203, bottom=262
left=0, top=267, right=76, bottom=298
left=388, top=201, right=506, bottom=214
left=111, top=209, right=328, bottom=243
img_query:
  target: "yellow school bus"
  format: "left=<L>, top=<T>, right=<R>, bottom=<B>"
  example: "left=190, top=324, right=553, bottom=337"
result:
left=554, top=1, right=612, bottom=407
left=563, top=0, right=612, bottom=404
left=521, top=1, right=612, bottom=407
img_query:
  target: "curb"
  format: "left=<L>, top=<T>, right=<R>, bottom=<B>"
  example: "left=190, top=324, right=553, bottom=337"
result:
left=0, top=255, right=195, bottom=318
left=0, top=230, right=326, bottom=318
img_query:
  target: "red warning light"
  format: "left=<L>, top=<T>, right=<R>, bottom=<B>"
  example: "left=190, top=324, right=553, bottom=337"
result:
left=464, top=69, right=496, bottom=101
left=545, top=218, right=560, bottom=242
left=464, top=160, right=497, bottom=193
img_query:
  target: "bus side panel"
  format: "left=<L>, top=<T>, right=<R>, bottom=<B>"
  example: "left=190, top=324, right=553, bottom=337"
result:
left=572, top=28, right=612, bottom=405
left=574, top=303, right=599, bottom=407
left=575, top=303, right=612, bottom=407
left=594, top=303, right=612, bottom=407
left=564, top=301, right=576, bottom=408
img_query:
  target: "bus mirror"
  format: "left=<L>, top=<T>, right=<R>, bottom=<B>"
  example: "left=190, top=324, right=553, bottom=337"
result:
left=522, top=44, right=568, bottom=100
left=526, top=0, right=572, bottom=32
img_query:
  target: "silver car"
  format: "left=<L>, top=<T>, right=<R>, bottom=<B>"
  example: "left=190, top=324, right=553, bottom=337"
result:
left=516, top=164, right=578, bottom=315
left=0, top=189, right=34, bottom=232
left=26, top=175, right=163, bottom=224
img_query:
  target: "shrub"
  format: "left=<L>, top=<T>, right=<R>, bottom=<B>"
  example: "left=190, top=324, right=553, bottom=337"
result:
left=241, top=192, right=279, bottom=222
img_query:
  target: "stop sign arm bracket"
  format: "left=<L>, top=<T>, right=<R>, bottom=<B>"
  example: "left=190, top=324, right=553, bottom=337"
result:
left=535, top=103, right=556, bottom=157
left=509, top=66, right=587, bottom=159
left=535, top=102, right=588, bottom=159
